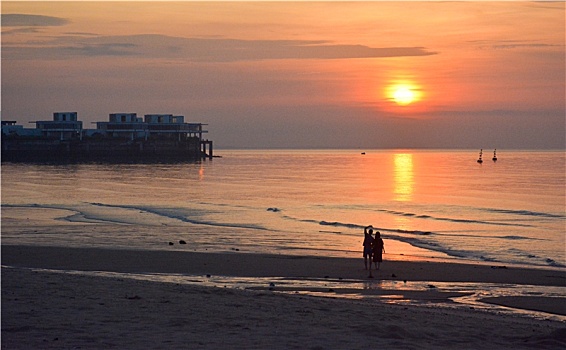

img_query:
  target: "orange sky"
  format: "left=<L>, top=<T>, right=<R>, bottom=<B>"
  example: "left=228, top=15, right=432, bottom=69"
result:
left=2, top=1, right=564, bottom=148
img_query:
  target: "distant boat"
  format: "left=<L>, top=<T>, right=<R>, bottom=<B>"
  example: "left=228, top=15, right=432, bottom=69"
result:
left=492, top=149, right=497, bottom=162
left=361, top=152, right=366, bottom=155
left=477, top=149, right=483, bottom=163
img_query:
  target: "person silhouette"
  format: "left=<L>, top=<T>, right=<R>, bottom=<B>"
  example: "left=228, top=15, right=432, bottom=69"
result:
left=362, top=225, right=374, bottom=270
left=372, top=231, right=385, bottom=270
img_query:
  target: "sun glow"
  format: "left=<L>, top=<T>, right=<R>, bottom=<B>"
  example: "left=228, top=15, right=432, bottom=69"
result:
left=393, top=87, right=415, bottom=105
left=387, top=83, right=422, bottom=106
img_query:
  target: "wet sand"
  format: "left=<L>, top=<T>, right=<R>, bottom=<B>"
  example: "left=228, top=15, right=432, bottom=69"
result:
left=2, top=245, right=566, bottom=349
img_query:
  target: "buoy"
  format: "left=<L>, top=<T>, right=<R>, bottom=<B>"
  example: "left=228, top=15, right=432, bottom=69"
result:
left=492, top=149, right=497, bottom=161
left=477, top=149, right=483, bottom=163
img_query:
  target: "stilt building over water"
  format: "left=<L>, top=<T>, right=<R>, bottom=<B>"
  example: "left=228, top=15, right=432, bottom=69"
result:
left=2, top=112, right=213, bottom=162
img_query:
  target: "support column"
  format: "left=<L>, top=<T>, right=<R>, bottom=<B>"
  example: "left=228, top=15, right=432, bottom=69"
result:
left=200, top=140, right=213, bottom=159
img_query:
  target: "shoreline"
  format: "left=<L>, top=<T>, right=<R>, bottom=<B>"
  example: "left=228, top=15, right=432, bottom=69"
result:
left=2, top=203, right=564, bottom=270
left=3, top=245, right=565, bottom=287
left=3, top=244, right=566, bottom=349
left=4, top=268, right=565, bottom=350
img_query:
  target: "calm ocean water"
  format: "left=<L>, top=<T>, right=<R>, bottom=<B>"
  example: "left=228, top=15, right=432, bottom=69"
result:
left=2, top=150, right=564, bottom=268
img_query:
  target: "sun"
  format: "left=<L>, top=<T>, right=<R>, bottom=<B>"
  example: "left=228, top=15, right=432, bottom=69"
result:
left=387, top=83, right=422, bottom=106
left=393, top=87, right=415, bottom=105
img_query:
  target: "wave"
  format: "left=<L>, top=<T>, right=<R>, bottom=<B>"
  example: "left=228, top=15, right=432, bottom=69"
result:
left=312, top=221, right=495, bottom=263
left=379, top=232, right=475, bottom=260
left=3, top=203, right=270, bottom=231
left=484, top=208, right=566, bottom=219
left=279, top=213, right=539, bottom=241
left=546, top=258, right=564, bottom=267
left=376, top=209, right=535, bottom=228
left=2, top=203, right=130, bottom=225
left=275, top=212, right=562, bottom=267
left=387, top=234, right=564, bottom=267
left=507, top=248, right=566, bottom=268
left=316, top=203, right=561, bottom=227
left=6, top=202, right=563, bottom=268
left=319, top=220, right=436, bottom=236
left=280, top=217, right=436, bottom=236
left=498, top=235, right=535, bottom=240
left=89, top=202, right=269, bottom=231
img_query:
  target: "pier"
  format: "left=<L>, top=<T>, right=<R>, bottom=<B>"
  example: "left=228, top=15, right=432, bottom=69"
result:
left=200, top=140, right=213, bottom=159
left=2, top=112, right=213, bottom=162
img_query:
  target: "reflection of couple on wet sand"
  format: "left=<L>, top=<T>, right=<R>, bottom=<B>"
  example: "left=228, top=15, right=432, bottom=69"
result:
left=363, top=225, right=385, bottom=275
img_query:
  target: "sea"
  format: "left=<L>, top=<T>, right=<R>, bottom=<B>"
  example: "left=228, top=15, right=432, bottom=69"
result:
left=1, top=149, right=565, bottom=269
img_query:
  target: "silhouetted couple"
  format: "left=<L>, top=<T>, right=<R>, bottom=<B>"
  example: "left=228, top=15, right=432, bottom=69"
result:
left=363, top=225, right=385, bottom=272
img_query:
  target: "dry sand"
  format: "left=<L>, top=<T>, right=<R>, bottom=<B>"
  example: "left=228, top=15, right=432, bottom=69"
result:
left=2, top=245, right=566, bottom=349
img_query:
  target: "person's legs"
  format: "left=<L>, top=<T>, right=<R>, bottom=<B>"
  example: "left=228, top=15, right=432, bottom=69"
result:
left=364, top=249, right=372, bottom=269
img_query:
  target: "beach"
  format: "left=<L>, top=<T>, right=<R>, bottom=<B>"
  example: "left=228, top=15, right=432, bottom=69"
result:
left=2, top=0, right=565, bottom=346
left=2, top=245, right=565, bottom=349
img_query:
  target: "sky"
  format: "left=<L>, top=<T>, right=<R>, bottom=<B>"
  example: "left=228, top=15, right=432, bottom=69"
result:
left=1, top=1, right=565, bottom=149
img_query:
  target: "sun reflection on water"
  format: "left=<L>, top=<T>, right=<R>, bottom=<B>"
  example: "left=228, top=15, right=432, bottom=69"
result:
left=393, top=153, right=414, bottom=201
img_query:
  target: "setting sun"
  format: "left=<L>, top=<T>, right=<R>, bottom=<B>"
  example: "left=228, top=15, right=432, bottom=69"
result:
left=393, top=87, right=415, bottom=105
left=388, top=84, right=421, bottom=106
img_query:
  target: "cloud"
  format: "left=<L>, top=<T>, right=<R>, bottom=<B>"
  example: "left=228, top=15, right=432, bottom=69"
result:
left=1, top=14, right=70, bottom=27
left=64, top=32, right=99, bottom=37
left=66, top=42, right=138, bottom=57
left=470, top=39, right=563, bottom=51
left=2, top=34, right=437, bottom=62
left=491, top=43, right=560, bottom=50
left=1, top=27, right=43, bottom=35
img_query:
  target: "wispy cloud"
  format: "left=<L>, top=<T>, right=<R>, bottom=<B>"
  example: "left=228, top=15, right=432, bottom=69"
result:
left=2, top=33, right=437, bottom=62
left=491, top=43, right=560, bottom=50
left=470, top=39, right=563, bottom=51
left=1, top=14, right=70, bottom=27
left=2, top=27, right=43, bottom=35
